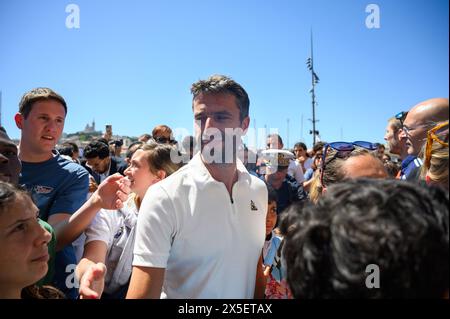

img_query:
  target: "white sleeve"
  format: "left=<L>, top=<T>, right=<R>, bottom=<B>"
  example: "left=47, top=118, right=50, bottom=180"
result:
left=133, top=184, right=177, bottom=269
left=288, top=161, right=304, bottom=184
left=84, top=209, right=115, bottom=246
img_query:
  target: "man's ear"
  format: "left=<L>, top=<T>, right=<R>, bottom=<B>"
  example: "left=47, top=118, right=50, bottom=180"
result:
left=241, top=116, right=250, bottom=135
left=14, top=113, right=23, bottom=129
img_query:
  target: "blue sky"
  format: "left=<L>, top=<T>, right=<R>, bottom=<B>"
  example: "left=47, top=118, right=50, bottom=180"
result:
left=1, top=0, right=448, bottom=149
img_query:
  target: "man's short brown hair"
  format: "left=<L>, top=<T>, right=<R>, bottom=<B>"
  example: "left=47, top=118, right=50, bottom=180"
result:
left=19, top=87, right=67, bottom=119
left=191, top=74, right=250, bottom=122
left=388, top=117, right=402, bottom=132
left=152, top=125, right=173, bottom=138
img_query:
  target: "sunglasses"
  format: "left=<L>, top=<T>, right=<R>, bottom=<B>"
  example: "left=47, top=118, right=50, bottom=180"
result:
left=154, top=136, right=177, bottom=144
left=395, top=111, right=408, bottom=126
left=320, top=141, right=378, bottom=188
left=424, top=121, right=449, bottom=169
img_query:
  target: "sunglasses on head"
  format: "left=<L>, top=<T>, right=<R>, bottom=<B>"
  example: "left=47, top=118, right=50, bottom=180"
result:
left=424, top=121, right=449, bottom=169
left=395, top=111, right=408, bottom=126
left=320, top=141, right=378, bottom=188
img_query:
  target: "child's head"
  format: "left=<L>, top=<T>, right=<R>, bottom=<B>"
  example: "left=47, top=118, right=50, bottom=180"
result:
left=266, top=185, right=278, bottom=236
left=0, top=182, right=51, bottom=297
left=124, top=141, right=182, bottom=199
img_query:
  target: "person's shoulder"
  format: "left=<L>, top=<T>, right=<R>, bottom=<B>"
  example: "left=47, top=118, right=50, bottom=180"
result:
left=270, top=234, right=283, bottom=249
left=249, top=172, right=267, bottom=189
left=284, top=174, right=300, bottom=187
left=119, top=196, right=139, bottom=216
left=56, top=155, right=89, bottom=177
left=163, top=162, right=192, bottom=186
left=144, top=164, right=192, bottom=203
left=111, top=156, right=125, bottom=168
left=288, top=159, right=299, bottom=167
left=38, top=218, right=54, bottom=234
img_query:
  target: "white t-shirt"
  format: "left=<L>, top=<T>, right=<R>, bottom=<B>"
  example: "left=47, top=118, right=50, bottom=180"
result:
left=133, top=153, right=268, bottom=299
left=287, top=160, right=305, bottom=184
left=84, top=196, right=139, bottom=294
left=302, top=157, right=313, bottom=172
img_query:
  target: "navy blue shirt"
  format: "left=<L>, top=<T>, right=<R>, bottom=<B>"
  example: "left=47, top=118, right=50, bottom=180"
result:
left=400, top=155, right=423, bottom=181
left=20, top=152, right=89, bottom=298
left=261, top=174, right=308, bottom=215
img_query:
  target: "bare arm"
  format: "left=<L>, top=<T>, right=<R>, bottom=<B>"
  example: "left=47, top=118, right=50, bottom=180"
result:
left=254, top=253, right=265, bottom=299
left=52, top=174, right=130, bottom=251
left=126, top=266, right=165, bottom=299
left=303, top=177, right=314, bottom=192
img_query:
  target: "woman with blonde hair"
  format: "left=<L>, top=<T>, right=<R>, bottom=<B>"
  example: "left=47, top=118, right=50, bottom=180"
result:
left=309, top=142, right=387, bottom=203
left=420, top=121, right=449, bottom=190
left=76, top=142, right=181, bottom=299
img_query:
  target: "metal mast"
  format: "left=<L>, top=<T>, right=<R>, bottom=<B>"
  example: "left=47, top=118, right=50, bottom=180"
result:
left=306, top=30, right=320, bottom=145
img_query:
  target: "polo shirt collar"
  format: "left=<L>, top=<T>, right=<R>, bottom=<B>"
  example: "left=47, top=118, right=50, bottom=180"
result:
left=189, top=153, right=252, bottom=190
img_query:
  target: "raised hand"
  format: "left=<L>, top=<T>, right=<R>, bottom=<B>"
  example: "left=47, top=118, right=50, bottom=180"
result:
left=90, top=173, right=131, bottom=210
left=79, top=262, right=107, bottom=299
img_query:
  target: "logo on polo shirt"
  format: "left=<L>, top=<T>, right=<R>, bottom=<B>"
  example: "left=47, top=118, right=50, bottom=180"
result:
left=250, top=200, right=258, bottom=211
left=33, top=185, right=53, bottom=194
left=114, top=226, right=124, bottom=239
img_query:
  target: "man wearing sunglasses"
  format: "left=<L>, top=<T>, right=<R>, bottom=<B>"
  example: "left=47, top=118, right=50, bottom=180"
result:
left=399, top=98, right=449, bottom=181
left=151, top=124, right=177, bottom=145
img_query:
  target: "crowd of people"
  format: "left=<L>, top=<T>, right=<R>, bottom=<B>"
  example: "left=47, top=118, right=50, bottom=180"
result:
left=0, top=75, right=448, bottom=299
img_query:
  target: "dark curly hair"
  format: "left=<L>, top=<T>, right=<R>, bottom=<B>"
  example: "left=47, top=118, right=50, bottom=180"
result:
left=83, top=140, right=110, bottom=159
left=279, top=179, right=449, bottom=298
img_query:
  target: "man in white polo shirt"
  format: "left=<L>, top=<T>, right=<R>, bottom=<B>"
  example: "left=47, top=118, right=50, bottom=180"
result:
left=127, top=75, right=268, bottom=299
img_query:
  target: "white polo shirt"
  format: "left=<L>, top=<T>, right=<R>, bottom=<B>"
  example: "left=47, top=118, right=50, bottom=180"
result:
left=287, top=159, right=305, bottom=184
left=133, top=153, right=268, bottom=299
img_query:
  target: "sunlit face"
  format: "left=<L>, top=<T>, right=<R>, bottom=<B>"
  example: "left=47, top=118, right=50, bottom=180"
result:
left=266, top=201, right=278, bottom=236
left=384, top=124, right=405, bottom=156
left=86, top=156, right=110, bottom=174
left=0, top=131, right=21, bottom=184
left=343, top=154, right=388, bottom=179
left=193, top=93, right=249, bottom=164
left=15, top=100, right=66, bottom=156
left=0, top=194, right=51, bottom=291
left=124, top=149, right=163, bottom=199
left=293, top=146, right=307, bottom=159
left=266, top=136, right=283, bottom=150
left=400, top=113, right=431, bottom=156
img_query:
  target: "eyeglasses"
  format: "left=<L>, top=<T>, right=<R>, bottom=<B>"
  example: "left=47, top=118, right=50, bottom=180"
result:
left=424, top=121, right=449, bottom=169
left=402, top=122, right=435, bottom=135
left=320, top=141, right=378, bottom=188
left=395, top=111, right=408, bottom=126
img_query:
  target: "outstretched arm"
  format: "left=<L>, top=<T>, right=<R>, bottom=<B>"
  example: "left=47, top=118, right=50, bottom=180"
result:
left=53, top=173, right=130, bottom=251
left=76, top=241, right=108, bottom=299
